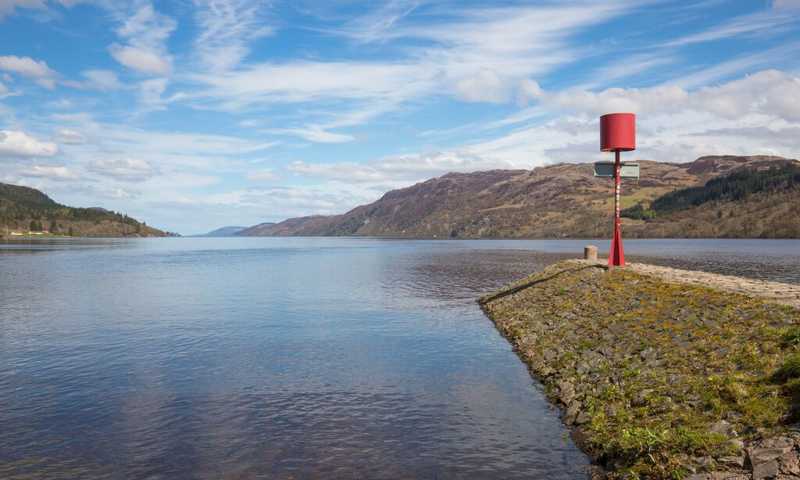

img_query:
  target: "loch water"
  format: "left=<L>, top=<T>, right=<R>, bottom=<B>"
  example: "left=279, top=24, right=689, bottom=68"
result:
left=1, top=238, right=798, bottom=479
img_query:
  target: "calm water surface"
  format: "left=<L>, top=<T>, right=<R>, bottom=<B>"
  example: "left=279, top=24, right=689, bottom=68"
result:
left=1, top=238, right=799, bottom=479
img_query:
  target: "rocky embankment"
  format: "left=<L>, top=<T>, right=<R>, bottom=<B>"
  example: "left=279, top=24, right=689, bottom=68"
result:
left=479, top=260, right=800, bottom=479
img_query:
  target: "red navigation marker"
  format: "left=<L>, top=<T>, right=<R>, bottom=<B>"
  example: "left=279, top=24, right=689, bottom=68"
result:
left=599, top=113, right=636, bottom=267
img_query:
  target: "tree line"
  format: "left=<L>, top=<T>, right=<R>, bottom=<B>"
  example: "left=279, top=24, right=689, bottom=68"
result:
left=623, top=163, right=800, bottom=219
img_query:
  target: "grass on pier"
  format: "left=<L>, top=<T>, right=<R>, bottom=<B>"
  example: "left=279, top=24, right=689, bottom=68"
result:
left=480, top=261, right=800, bottom=479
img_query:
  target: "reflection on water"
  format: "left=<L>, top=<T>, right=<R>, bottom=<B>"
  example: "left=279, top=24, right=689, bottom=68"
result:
left=1, top=237, right=798, bottom=479
left=1, top=238, right=587, bottom=480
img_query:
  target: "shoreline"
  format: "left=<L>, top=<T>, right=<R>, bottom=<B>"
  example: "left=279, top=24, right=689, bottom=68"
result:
left=479, top=259, right=800, bottom=479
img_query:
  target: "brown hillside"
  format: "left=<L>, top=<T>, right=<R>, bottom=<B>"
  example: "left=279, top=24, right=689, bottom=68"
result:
left=238, top=156, right=799, bottom=239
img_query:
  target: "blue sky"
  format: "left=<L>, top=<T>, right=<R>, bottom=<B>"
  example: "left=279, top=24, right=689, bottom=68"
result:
left=0, top=0, right=799, bottom=234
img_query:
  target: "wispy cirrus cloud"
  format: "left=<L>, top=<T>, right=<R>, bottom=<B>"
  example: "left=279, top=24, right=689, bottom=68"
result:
left=187, top=1, right=651, bottom=113
left=663, top=9, right=799, bottom=47
left=667, top=41, right=800, bottom=89
left=246, top=168, right=277, bottom=182
left=267, top=126, right=355, bottom=144
left=108, top=2, right=176, bottom=76
left=193, top=0, right=273, bottom=72
left=87, top=157, right=155, bottom=182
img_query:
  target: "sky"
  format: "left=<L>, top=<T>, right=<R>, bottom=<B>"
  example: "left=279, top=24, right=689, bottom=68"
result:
left=0, top=0, right=799, bottom=234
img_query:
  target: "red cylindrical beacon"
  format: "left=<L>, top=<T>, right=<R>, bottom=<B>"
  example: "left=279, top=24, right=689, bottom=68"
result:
left=600, top=113, right=636, bottom=152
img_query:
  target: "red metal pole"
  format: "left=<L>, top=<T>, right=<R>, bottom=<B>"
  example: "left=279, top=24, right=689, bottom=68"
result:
left=608, top=150, right=625, bottom=267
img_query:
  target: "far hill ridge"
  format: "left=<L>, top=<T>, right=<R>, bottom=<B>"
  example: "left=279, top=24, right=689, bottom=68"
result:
left=238, top=155, right=800, bottom=239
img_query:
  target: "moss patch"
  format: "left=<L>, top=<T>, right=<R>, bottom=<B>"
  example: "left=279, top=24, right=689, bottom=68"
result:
left=479, top=260, right=800, bottom=479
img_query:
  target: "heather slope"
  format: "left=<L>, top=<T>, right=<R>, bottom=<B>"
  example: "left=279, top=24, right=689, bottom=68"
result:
left=239, top=155, right=799, bottom=239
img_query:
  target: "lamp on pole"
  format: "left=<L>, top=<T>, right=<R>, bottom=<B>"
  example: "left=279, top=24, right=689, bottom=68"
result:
left=599, top=113, right=636, bottom=267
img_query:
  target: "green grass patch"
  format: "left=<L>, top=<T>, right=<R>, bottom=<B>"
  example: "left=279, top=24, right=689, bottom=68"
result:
left=772, top=353, right=800, bottom=383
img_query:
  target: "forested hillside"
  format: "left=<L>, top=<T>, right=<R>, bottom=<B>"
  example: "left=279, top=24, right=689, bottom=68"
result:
left=0, top=183, right=167, bottom=237
left=621, top=163, right=800, bottom=238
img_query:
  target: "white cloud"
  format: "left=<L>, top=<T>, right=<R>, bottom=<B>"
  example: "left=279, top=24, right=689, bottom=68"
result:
left=109, top=3, right=175, bottom=75
left=87, top=158, right=155, bottom=181
left=289, top=161, right=389, bottom=183
left=246, top=168, right=277, bottom=181
left=0, top=130, right=58, bottom=157
left=664, top=10, right=798, bottom=47
left=340, top=0, right=420, bottom=44
left=289, top=150, right=510, bottom=186
left=188, top=2, right=644, bottom=115
left=47, top=98, right=75, bottom=109
left=268, top=126, right=354, bottom=144
left=54, top=128, right=84, bottom=144
left=81, top=69, right=123, bottom=90
left=517, top=79, right=543, bottom=104
left=193, top=0, right=273, bottom=72
left=0, top=55, right=57, bottom=88
left=0, top=0, right=46, bottom=20
left=191, top=60, right=434, bottom=108
left=109, top=44, right=171, bottom=76
left=463, top=69, right=800, bottom=166
left=668, top=42, right=800, bottom=89
left=174, top=184, right=376, bottom=218
left=548, top=69, right=800, bottom=121
left=577, top=53, right=677, bottom=91
left=284, top=69, right=800, bottom=193
left=774, top=0, right=800, bottom=9
left=40, top=115, right=279, bottom=178
left=547, top=85, right=690, bottom=117
left=454, top=70, right=510, bottom=103
left=138, top=77, right=169, bottom=109
left=24, top=164, right=78, bottom=180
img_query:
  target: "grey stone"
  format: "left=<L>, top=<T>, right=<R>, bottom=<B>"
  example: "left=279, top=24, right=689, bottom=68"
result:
left=779, top=451, right=800, bottom=475
left=558, top=380, right=576, bottom=405
left=632, top=389, right=652, bottom=407
left=750, top=447, right=792, bottom=465
left=752, top=460, right=780, bottom=480
left=710, top=420, right=737, bottom=437
left=575, top=410, right=591, bottom=425
left=707, top=473, right=749, bottom=480
left=564, top=401, right=581, bottom=426
left=694, top=456, right=716, bottom=469
left=708, top=474, right=749, bottom=480
left=762, top=437, right=794, bottom=450
left=718, top=455, right=745, bottom=468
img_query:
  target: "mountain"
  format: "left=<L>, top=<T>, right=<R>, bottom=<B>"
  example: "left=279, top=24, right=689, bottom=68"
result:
left=0, top=182, right=168, bottom=237
left=622, top=161, right=800, bottom=238
left=196, top=226, right=249, bottom=237
left=238, top=155, right=800, bottom=239
left=241, top=217, right=333, bottom=236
